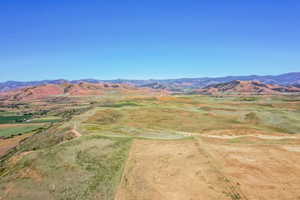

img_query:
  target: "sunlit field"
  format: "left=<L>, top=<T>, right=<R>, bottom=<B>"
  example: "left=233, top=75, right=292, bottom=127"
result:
left=1, top=94, right=300, bottom=200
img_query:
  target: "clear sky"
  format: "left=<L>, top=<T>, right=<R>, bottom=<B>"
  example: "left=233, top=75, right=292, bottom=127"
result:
left=1, top=0, right=300, bottom=81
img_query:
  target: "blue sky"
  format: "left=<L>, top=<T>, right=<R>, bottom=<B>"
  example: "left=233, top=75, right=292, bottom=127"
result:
left=1, top=0, right=300, bottom=81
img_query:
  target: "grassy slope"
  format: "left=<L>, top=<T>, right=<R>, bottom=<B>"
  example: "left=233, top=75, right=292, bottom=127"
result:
left=83, top=95, right=300, bottom=138
left=0, top=99, right=132, bottom=200
left=0, top=136, right=132, bottom=200
left=0, top=125, right=44, bottom=138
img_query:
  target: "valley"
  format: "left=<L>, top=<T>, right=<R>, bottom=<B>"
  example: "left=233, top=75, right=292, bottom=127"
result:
left=0, top=83, right=300, bottom=199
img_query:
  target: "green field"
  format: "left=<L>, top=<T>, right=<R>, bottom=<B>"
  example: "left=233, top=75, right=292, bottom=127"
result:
left=81, top=95, right=300, bottom=138
left=0, top=125, right=44, bottom=138
left=28, top=116, right=62, bottom=123
left=0, top=115, right=32, bottom=124
left=0, top=136, right=131, bottom=200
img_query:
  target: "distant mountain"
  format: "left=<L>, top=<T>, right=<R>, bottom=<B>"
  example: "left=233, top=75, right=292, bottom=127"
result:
left=1, top=79, right=300, bottom=101
left=0, top=79, right=68, bottom=92
left=0, top=82, right=157, bottom=101
left=0, top=72, right=300, bottom=92
left=293, top=84, right=300, bottom=88
left=136, top=72, right=300, bottom=91
left=196, top=80, right=300, bottom=95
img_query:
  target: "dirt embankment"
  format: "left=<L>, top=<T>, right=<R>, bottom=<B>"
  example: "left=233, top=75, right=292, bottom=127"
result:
left=70, top=128, right=82, bottom=137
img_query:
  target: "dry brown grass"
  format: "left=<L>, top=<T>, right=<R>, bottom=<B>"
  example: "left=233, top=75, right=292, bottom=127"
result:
left=0, top=133, right=33, bottom=157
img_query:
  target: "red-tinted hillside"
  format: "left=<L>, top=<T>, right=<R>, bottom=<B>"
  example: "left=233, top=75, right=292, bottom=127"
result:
left=196, top=80, right=300, bottom=95
left=0, top=82, right=161, bottom=101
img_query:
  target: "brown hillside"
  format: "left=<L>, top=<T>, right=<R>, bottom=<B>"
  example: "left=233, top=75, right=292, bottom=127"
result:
left=197, top=80, right=300, bottom=94
left=0, top=82, right=161, bottom=101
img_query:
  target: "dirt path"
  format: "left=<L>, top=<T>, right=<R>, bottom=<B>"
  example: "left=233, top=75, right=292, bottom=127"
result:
left=115, top=139, right=245, bottom=200
left=70, top=128, right=82, bottom=137
left=200, top=134, right=298, bottom=140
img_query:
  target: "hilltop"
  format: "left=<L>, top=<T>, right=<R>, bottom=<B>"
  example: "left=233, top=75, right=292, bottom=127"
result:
left=197, top=80, right=300, bottom=95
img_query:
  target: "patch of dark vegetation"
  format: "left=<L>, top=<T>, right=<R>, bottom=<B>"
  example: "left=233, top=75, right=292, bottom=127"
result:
left=237, top=96, right=259, bottom=101
left=0, top=110, right=53, bottom=124
left=258, top=103, right=274, bottom=108
left=199, top=106, right=236, bottom=112
left=0, top=115, right=32, bottom=124
left=99, top=101, right=139, bottom=108
left=245, top=112, right=260, bottom=124
left=59, top=107, right=91, bottom=119
left=1, top=102, right=29, bottom=109
left=45, top=96, right=74, bottom=104
left=89, top=110, right=123, bottom=125
left=267, top=124, right=298, bottom=134
left=281, top=98, right=300, bottom=102
left=0, top=125, right=45, bottom=139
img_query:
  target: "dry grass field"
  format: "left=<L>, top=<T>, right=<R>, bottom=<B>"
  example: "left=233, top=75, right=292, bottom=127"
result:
left=116, top=136, right=300, bottom=200
left=200, top=136, right=300, bottom=200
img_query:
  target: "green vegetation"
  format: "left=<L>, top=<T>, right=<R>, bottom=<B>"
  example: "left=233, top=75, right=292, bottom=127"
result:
left=227, top=137, right=298, bottom=145
left=0, top=115, right=32, bottom=124
left=28, top=116, right=62, bottom=123
left=237, top=96, right=259, bottom=101
left=81, top=95, right=300, bottom=138
left=0, top=136, right=132, bottom=200
left=0, top=125, right=44, bottom=138
left=245, top=112, right=260, bottom=124
left=99, top=101, right=140, bottom=108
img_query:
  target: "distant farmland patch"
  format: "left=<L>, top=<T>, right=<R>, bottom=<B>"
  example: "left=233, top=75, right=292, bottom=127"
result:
left=0, top=124, right=44, bottom=138
left=28, top=116, right=62, bottom=123
left=0, top=115, right=32, bottom=124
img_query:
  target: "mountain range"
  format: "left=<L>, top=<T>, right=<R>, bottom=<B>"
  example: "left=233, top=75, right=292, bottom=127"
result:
left=1, top=72, right=300, bottom=92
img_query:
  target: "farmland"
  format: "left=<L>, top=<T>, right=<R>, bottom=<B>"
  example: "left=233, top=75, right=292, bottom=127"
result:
left=0, top=124, right=44, bottom=138
left=0, top=94, right=300, bottom=199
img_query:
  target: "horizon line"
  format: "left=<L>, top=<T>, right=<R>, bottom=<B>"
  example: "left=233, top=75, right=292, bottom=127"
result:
left=1, top=71, right=300, bottom=83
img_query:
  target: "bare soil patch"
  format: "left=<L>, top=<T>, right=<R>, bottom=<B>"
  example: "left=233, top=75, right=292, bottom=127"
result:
left=115, top=139, right=242, bottom=200
left=202, top=137, right=300, bottom=200
left=0, top=123, right=44, bottom=128
left=70, top=128, right=82, bottom=137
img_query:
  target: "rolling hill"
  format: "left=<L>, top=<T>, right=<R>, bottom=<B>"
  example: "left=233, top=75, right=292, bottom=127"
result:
left=196, top=80, right=300, bottom=95
left=0, top=82, right=159, bottom=101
